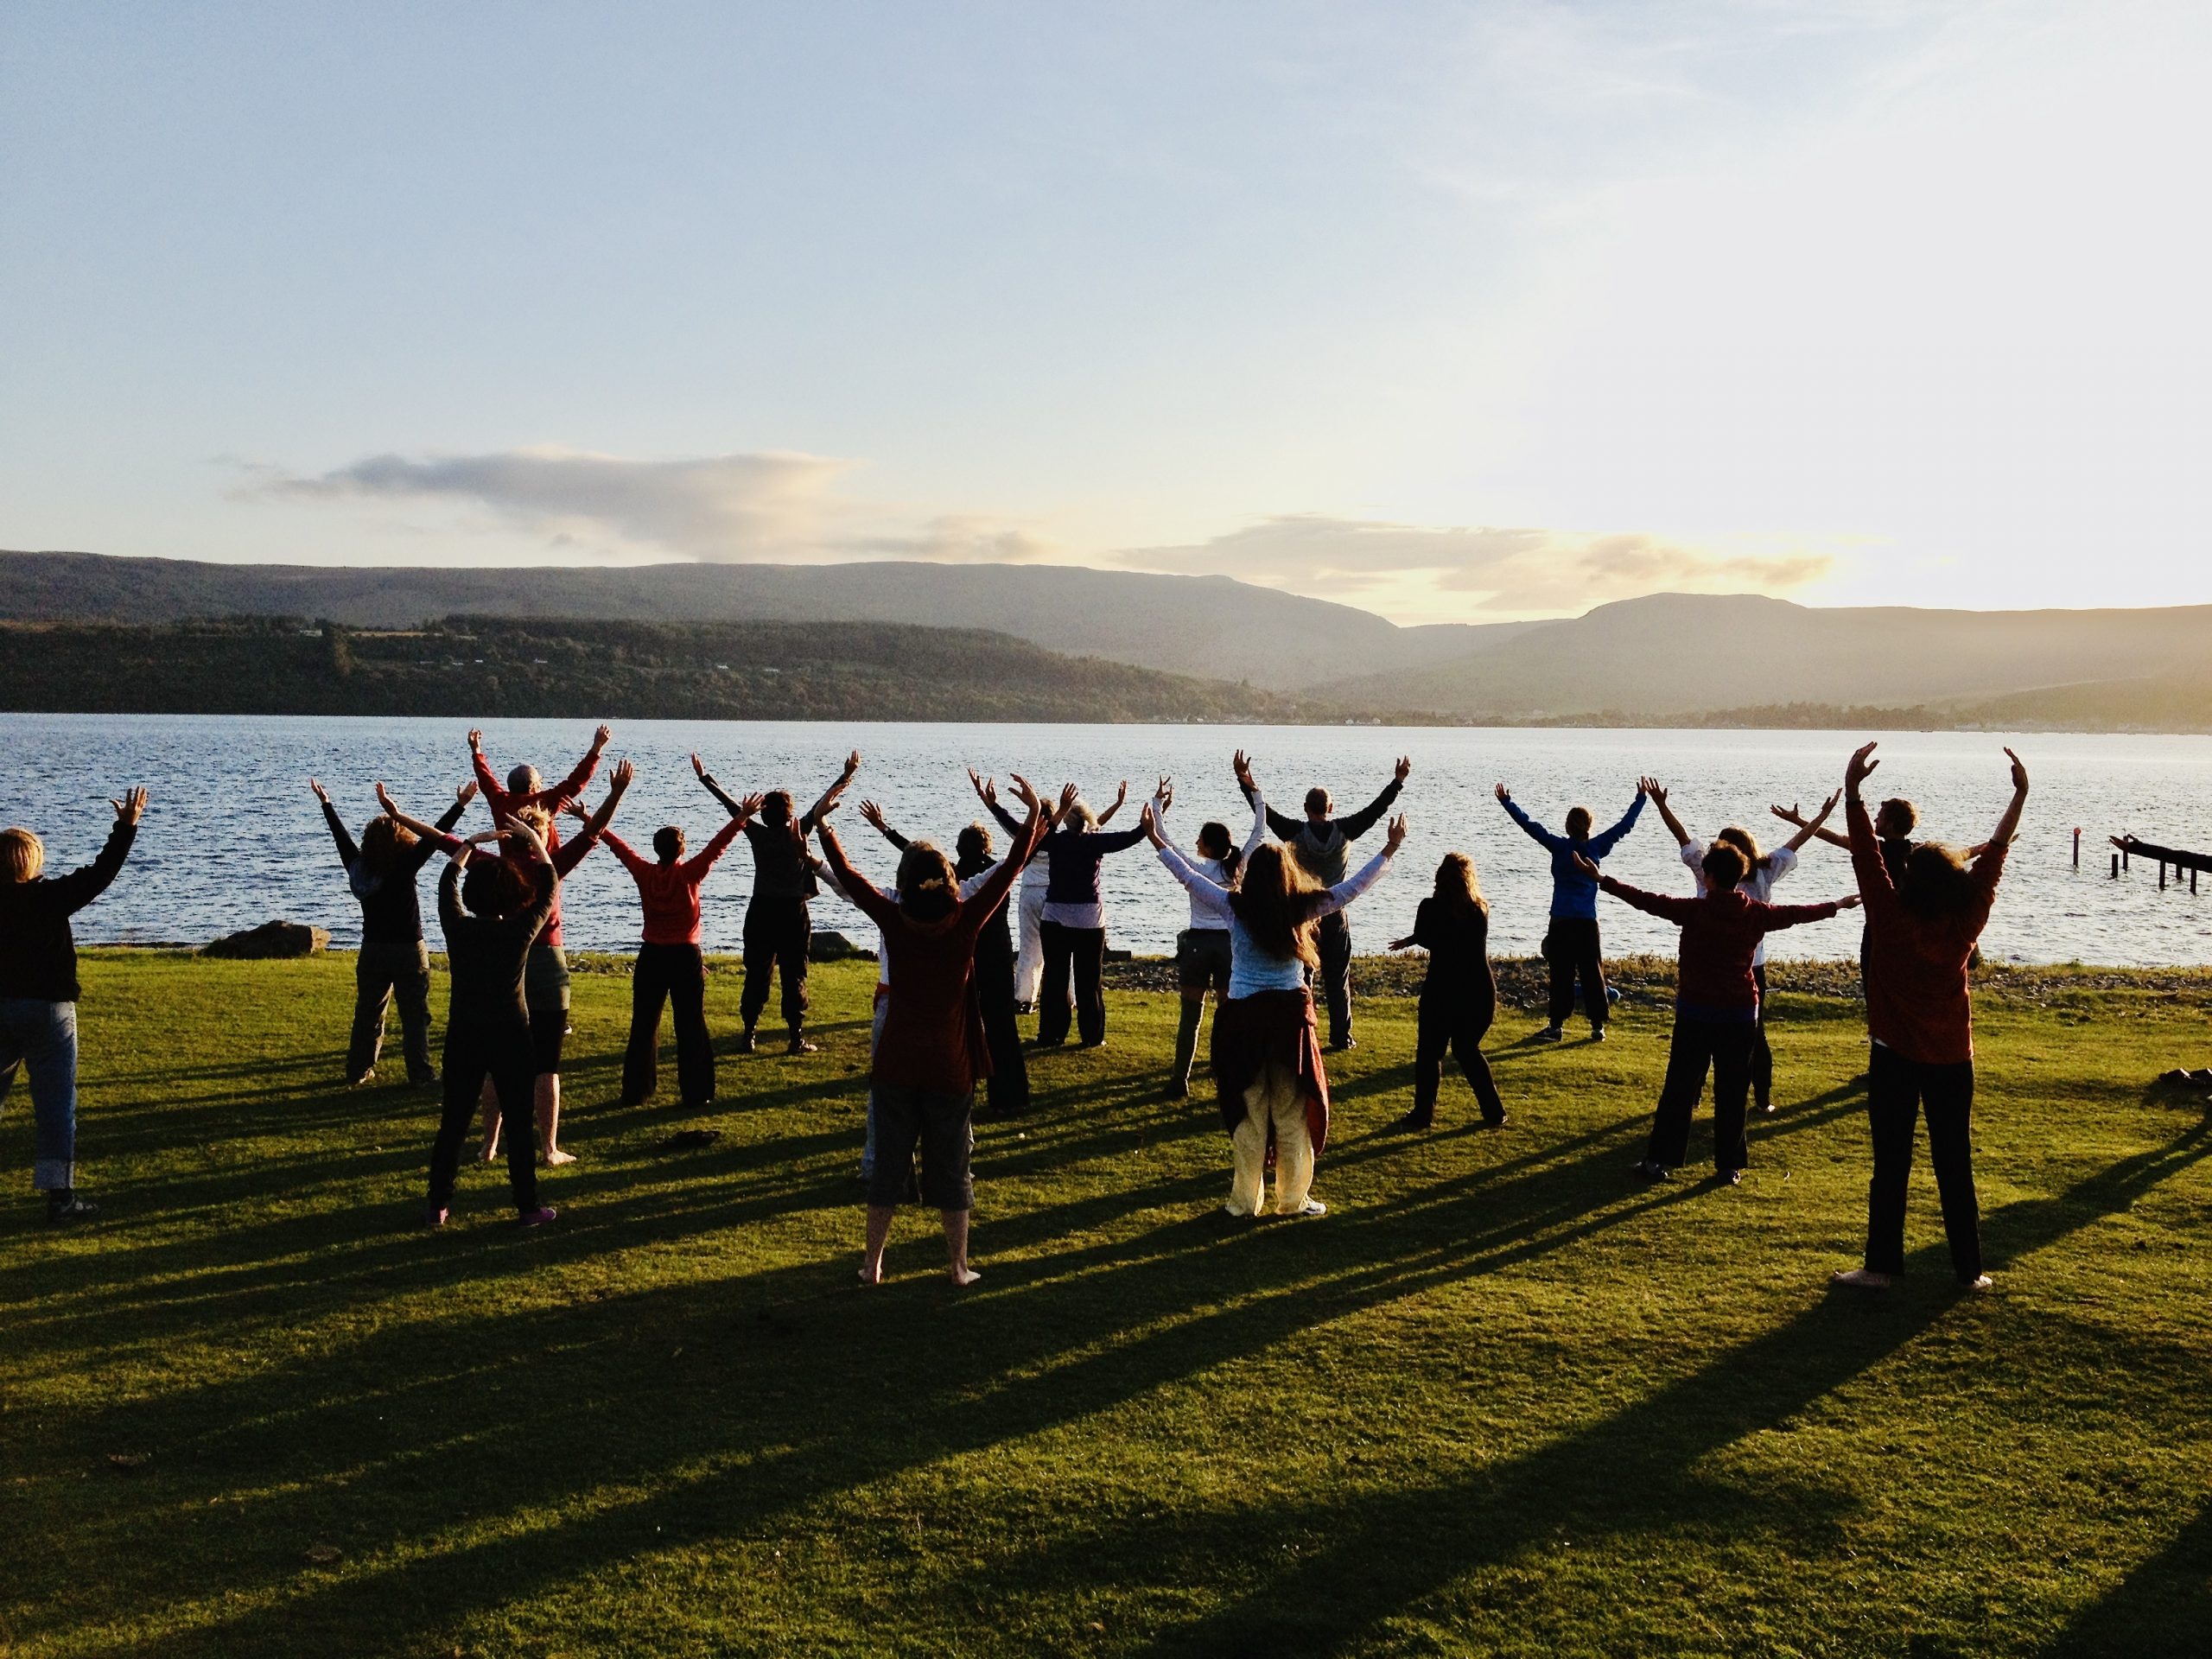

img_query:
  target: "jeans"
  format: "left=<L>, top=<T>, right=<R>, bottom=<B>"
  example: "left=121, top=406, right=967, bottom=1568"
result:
left=1863, top=1043, right=1981, bottom=1282
left=1644, top=1014, right=1755, bottom=1173
left=349, top=941, right=435, bottom=1084
left=0, top=998, right=78, bottom=1191
left=624, top=943, right=715, bottom=1108
left=1037, top=921, right=1106, bottom=1046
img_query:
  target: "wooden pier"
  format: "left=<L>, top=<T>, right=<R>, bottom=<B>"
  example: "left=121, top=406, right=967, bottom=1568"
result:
left=2109, top=835, right=2212, bottom=893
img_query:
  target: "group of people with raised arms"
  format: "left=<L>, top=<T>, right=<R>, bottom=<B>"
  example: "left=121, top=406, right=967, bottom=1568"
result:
left=2, top=729, right=2027, bottom=1300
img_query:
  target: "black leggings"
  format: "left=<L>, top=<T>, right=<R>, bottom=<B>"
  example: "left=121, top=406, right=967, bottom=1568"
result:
left=741, top=896, right=810, bottom=1032
left=1413, top=995, right=1503, bottom=1126
left=1543, top=918, right=1609, bottom=1031
left=625, top=943, right=715, bottom=1108
left=1751, top=962, right=1774, bottom=1111
left=1037, top=921, right=1106, bottom=1046
left=1644, top=1015, right=1755, bottom=1173
left=1863, top=1044, right=1980, bottom=1281
left=973, top=934, right=1030, bottom=1115
left=430, top=1020, right=540, bottom=1211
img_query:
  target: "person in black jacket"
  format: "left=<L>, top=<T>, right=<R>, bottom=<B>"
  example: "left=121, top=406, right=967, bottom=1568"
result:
left=1388, top=852, right=1505, bottom=1132
left=425, top=816, right=560, bottom=1229
left=310, top=777, right=473, bottom=1088
left=1237, top=748, right=1409, bottom=1051
left=0, top=786, right=146, bottom=1223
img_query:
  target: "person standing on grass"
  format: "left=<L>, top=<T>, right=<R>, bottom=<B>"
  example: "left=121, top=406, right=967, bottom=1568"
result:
left=1648, top=780, right=1842, bottom=1116
left=0, top=787, right=145, bottom=1224
left=1030, top=779, right=1147, bottom=1050
left=1495, top=776, right=1649, bottom=1042
left=426, top=816, right=560, bottom=1229
left=986, top=769, right=1122, bottom=1016
left=601, top=788, right=754, bottom=1113
left=1151, top=776, right=1265, bottom=1100
left=383, top=766, right=634, bottom=1166
left=466, top=724, right=611, bottom=1164
left=1236, top=748, right=1408, bottom=1052
left=1832, top=742, right=2028, bottom=1295
left=1577, top=845, right=1858, bottom=1184
left=1144, top=768, right=1406, bottom=1219
left=694, top=749, right=859, bottom=1057
left=817, top=773, right=1047, bottom=1288
left=310, top=776, right=473, bottom=1088
left=1386, top=852, right=1506, bottom=1134
left=857, top=795, right=1030, bottom=1120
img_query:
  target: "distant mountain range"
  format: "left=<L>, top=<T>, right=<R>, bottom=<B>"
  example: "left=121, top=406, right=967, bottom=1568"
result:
left=3, top=550, right=2209, bottom=730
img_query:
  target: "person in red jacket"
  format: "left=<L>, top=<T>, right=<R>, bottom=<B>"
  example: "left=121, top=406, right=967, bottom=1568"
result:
left=1577, top=844, right=1859, bottom=1183
left=817, top=774, right=1046, bottom=1288
left=1832, top=741, right=2028, bottom=1294
left=602, top=795, right=755, bottom=1113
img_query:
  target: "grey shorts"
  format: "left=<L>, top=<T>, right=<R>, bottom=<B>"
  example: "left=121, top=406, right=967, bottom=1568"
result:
left=867, top=1083, right=975, bottom=1211
left=524, top=944, right=572, bottom=1014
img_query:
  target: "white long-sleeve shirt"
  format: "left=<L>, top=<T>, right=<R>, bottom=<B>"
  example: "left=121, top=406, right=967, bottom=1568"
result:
left=1154, top=791, right=1269, bottom=931
left=1155, top=791, right=1395, bottom=997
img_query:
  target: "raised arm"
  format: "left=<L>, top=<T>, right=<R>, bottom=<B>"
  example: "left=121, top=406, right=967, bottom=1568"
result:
left=953, top=776, right=1048, bottom=941
left=310, top=779, right=358, bottom=868
left=682, top=813, right=747, bottom=880
left=44, top=790, right=145, bottom=916
left=816, top=823, right=899, bottom=931
left=598, top=828, right=655, bottom=881
left=543, top=725, right=611, bottom=809
left=1235, top=749, right=1302, bottom=841
left=1495, top=785, right=1557, bottom=849
left=1986, top=748, right=2030, bottom=853
left=690, top=752, right=750, bottom=821
left=553, top=759, right=633, bottom=874
left=1094, top=779, right=1130, bottom=828
left=1779, top=790, right=1842, bottom=855
left=373, top=781, right=449, bottom=849
left=1313, top=814, right=1407, bottom=917
left=1643, top=778, right=1692, bottom=848
left=1585, top=787, right=1649, bottom=857
left=801, top=749, right=862, bottom=835
left=1335, top=758, right=1409, bottom=842
left=1842, top=743, right=1897, bottom=913
left=467, top=729, right=506, bottom=813
left=1772, top=800, right=1850, bottom=851
left=858, top=799, right=911, bottom=854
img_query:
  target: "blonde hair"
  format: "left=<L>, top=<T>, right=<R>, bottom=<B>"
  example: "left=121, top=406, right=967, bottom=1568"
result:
left=1, top=828, right=44, bottom=885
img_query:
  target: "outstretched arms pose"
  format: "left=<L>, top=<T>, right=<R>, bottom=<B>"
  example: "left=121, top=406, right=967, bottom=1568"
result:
left=1569, top=849, right=1860, bottom=931
left=468, top=724, right=609, bottom=817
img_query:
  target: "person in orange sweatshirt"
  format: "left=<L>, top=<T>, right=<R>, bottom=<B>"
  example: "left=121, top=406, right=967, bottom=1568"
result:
left=1831, top=741, right=2028, bottom=1295
left=602, top=792, right=757, bottom=1112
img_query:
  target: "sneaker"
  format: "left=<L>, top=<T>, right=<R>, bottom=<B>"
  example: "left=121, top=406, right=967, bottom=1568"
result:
left=423, top=1203, right=448, bottom=1230
left=46, top=1193, right=99, bottom=1224
left=1294, top=1198, right=1328, bottom=1217
left=1326, top=1036, right=1356, bottom=1053
left=786, top=1035, right=817, bottom=1056
left=1723, top=1169, right=1744, bottom=1186
left=734, top=1031, right=757, bottom=1054
left=1535, top=1026, right=1564, bottom=1043
left=1961, top=1274, right=1995, bottom=1294
left=1829, top=1267, right=1893, bottom=1292
left=517, top=1205, right=560, bottom=1228
left=1631, top=1158, right=1669, bottom=1182
left=1590, top=1027, right=1607, bottom=1043
left=1480, top=1114, right=1509, bottom=1129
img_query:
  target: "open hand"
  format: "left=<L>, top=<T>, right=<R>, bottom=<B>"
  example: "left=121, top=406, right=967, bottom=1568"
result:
left=455, top=779, right=479, bottom=806
left=1058, top=781, right=1079, bottom=816
left=374, top=781, right=398, bottom=817
left=1811, top=788, right=1841, bottom=823
left=1770, top=802, right=1808, bottom=827
left=2005, top=747, right=2029, bottom=791
left=1138, top=801, right=1163, bottom=845
left=968, top=766, right=989, bottom=800
left=1383, top=813, right=1408, bottom=855
left=1639, top=776, right=1666, bottom=804
left=1846, top=741, right=1880, bottom=791
left=1007, top=772, right=1043, bottom=817
left=113, top=786, right=149, bottom=826
left=1568, top=849, right=1601, bottom=880
left=608, top=758, right=635, bottom=793
left=842, top=749, right=862, bottom=778
left=308, top=778, right=329, bottom=804
left=1838, top=893, right=1864, bottom=910
left=467, top=728, right=483, bottom=752
left=1493, top=782, right=1510, bottom=804
left=1394, top=755, right=1412, bottom=784
left=592, top=723, right=613, bottom=751
left=690, top=752, right=709, bottom=779
left=1232, top=749, right=1254, bottom=785
left=859, top=799, right=887, bottom=831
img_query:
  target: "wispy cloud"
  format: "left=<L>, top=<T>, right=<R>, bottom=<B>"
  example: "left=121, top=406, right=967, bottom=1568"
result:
left=1122, top=514, right=1831, bottom=615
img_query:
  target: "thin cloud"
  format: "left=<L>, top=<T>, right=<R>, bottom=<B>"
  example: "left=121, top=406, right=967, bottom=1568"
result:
left=1122, top=513, right=1833, bottom=614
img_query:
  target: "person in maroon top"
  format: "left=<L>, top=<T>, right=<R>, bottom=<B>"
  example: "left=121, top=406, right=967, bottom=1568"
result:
left=1832, top=741, right=2028, bottom=1294
left=462, top=724, right=612, bottom=1158
left=601, top=796, right=753, bottom=1112
left=383, top=760, right=633, bottom=1165
left=1578, top=845, right=1858, bottom=1183
left=817, top=773, right=1046, bottom=1288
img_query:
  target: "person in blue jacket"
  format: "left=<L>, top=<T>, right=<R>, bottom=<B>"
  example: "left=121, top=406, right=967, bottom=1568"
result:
left=1494, top=776, right=1652, bottom=1041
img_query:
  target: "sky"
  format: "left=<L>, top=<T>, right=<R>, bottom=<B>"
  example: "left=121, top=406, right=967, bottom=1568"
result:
left=3, top=1, right=2208, bottom=625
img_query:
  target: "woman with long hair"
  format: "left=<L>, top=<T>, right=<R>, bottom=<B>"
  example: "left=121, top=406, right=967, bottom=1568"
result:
left=1144, top=765, right=1406, bottom=1218
left=1648, top=781, right=1841, bottom=1115
left=817, top=774, right=1047, bottom=1287
left=1832, top=743, right=2028, bottom=1294
left=1152, top=777, right=1264, bottom=1099
left=1388, top=851, right=1505, bottom=1132
left=310, top=776, right=473, bottom=1088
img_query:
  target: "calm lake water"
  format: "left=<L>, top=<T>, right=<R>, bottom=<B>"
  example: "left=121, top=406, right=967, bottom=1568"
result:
left=6, top=715, right=2211, bottom=967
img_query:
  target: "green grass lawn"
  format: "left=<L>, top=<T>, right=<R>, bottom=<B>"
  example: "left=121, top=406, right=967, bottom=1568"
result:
left=3, top=952, right=2209, bottom=1658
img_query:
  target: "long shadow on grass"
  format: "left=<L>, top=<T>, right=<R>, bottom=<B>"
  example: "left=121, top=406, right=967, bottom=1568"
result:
left=2047, top=1491, right=2212, bottom=1658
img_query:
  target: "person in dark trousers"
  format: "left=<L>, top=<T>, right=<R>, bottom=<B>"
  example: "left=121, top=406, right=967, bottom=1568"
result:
left=1496, top=776, right=1649, bottom=1041
left=425, top=816, right=560, bottom=1229
left=603, top=793, right=752, bottom=1111
left=1832, top=742, right=2027, bottom=1294
left=466, top=723, right=610, bottom=1160
left=817, top=774, right=1048, bottom=1287
left=310, top=775, right=472, bottom=1087
left=1649, top=781, right=1841, bottom=1115
left=1030, top=784, right=1147, bottom=1049
left=1580, top=844, right=1857, bottom=1182
left=1387, top=852, right=1506, bottom=1132
left=0, top=787, right=145, bottom=1224
left=1151, top=776, right=1264, bottom=1099
left=696, top=749, right=859, bottom=1056
left=859, top=797, right=1030, bottom=1118
left=1236, top=747, right=1408, bottom=1051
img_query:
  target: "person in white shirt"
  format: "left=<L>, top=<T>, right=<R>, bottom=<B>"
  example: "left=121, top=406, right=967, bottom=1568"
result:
left=1647, top=779, right=1841, bottom=1116
left=1143, top=766, right=1406, bottom=1219
left=1149, top=777, right=1267, bottom=1100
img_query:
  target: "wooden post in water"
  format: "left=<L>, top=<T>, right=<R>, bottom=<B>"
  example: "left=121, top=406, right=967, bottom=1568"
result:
left=2111, top=852, right=2120, bottom=878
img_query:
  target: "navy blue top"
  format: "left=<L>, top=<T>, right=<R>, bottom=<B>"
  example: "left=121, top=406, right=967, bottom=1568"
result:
left=1502, top=792, right=1645, bottom=919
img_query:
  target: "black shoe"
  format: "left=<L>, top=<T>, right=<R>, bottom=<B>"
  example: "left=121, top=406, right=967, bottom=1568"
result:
left=786, top=1034, right=817, bottom=1055
left=1326, top=1036, right=1356, bottom=1052
left=1387, top=1111, right=1432, bottom=1134
left=1166, top=1078, right=1190, bottom=1100
left=1631, top=1159, right=1669, bottom=1182
left=47, top=1192, right=99, bottom=1224
left=1481, top=1114, right=1509, bottom=1129
left=409, top=1071, right=440, bottom=1090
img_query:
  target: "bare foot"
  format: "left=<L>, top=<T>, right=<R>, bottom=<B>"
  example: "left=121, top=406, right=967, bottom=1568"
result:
left=949, top=1265, right=982, bottom=1287
left=1830, top=1267, right=1893, bottom=1291
left=543, top=1147, right=576, bottom=1168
